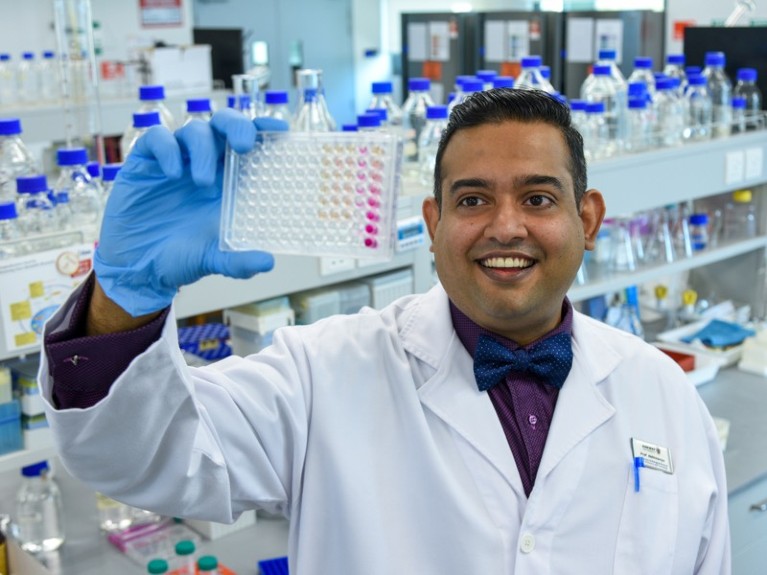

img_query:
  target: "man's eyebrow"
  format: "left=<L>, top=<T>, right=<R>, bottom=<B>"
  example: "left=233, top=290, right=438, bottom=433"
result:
left=517, top=174, right=566, bottom=193
left=447, top=177, right=491, bottom=195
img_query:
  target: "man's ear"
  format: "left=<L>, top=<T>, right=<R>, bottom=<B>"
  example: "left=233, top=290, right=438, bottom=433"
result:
left=579, top=189, right=606, bottom=251
left=423, top=196, right=440, bottom=251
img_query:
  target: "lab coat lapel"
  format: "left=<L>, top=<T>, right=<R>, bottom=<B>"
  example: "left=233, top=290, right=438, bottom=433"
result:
left=536, top=313, right=619, bottom=482
left=402, top=285, right=524, bottom=495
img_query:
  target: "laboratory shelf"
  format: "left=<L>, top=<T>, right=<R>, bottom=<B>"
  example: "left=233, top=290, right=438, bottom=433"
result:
left=568, top=235, right=767, bottom=302
left=0, top=442, right=55, bottom=476
left=590, top=129, right=767, bottom=218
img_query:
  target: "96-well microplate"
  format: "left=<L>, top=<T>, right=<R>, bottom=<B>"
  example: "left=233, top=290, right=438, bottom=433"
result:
left=220, top=131, right=403, bottom=259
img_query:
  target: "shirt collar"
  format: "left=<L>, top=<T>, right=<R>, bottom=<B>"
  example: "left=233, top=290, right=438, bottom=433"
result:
left=450, top=298, right=574, bottom=358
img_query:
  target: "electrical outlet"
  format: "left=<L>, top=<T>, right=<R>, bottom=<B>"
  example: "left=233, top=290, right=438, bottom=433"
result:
left=319, top=257, right=356, bottom=276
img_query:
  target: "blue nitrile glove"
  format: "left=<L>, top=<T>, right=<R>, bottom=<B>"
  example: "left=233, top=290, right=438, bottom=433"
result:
left=94, top=110, right=288, bottom=317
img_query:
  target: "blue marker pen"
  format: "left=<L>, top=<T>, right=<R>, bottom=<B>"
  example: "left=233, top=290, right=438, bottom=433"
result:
left=634, top=456, right=645, bottom=492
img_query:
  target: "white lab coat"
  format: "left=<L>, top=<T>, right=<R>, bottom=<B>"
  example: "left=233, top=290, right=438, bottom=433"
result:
left=40, top=282, right=730, bottom=575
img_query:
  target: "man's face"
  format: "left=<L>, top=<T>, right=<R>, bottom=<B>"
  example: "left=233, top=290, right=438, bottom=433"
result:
left=423, top=120, right=605, bottom=345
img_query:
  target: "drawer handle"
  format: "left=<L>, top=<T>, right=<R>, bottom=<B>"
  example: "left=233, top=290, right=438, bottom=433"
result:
left=750, top=499, right=767, bottom=512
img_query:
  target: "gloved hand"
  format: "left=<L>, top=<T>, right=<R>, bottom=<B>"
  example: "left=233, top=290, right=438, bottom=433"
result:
left=94, top=110, right=288, bottom=317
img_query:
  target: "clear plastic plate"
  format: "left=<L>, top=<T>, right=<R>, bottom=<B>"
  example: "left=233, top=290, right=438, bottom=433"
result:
left=220, top=131, right=403, bottom=259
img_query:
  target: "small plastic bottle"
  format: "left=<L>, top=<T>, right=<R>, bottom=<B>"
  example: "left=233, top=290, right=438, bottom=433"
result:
left=418, top=105, right=449, bottom=187
left=624, top=97, right=651, bottom=153
left=734, top=68, right=762, bottom=130
left=401, top=77, right=434, bottom=165
left=368, top=81, right=403, bottom=127
left=684, top=74, right=712, bottom=142
left=702, top=51, right=732, bottom=138
left=0, top=53, right=17, bottom=106
left=261, top=90, right=290, bottom=122
left=86, top=161, right=104, bottom=197
left=15, top=461, right=65, bottom=553
left=0, top=118, right=38, bottom=203
left=16, top=52, right=38, bottom=104
left=53, top=190, right=73, bottom=232
left=102, top=163, right=122, bottom=198
left=293, top=68, right=336, bottom=132
left=174, top=539, right=197, bottom=575
left=663, top=54, right=687, bottom=93
left=197, top=555, right=221, bottom=574
left=147, top=558, right=169, bottom=574
left=627, top=57, right=656, bottom=101
left=514, top=56, right=555, bottom=93
left=724, top=189, right=758, bottom=241
left=731, top=96, right=747, bottom=134
left=15, top=174, right=57, bottom=238
left=121, top=111, right=162, bottom=159
left=583, top=101, right=612, bottom=161
left=54, top=147, right=104, bottom=242
left=688, top=213, right=709, bottom=252
left=0, top=201, right=23, bottom=259
left=654, top=77, right=684, bottom=148
left=138, top=85, right=176, bottom=129
left=37, top=51, right=60, bottom=104
left=569, top=99, right=588, bottom=131
left=184, top=98, right=213, bottom=123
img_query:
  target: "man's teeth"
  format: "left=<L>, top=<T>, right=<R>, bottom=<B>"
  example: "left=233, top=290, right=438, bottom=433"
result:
left=482, top=257, right=533, bottom=269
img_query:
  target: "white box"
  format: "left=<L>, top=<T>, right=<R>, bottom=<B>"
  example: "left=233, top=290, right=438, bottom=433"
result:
left=224, top=299, right=295, bottom=356
left=142, top=45, right=212, bottom=94
left=361, top=269, right=414, bottom=309
left=184, top=509, right=256, bottom=540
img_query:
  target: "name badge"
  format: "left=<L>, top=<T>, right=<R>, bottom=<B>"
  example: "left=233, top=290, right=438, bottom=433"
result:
left=631, top=438, right=674, bottom=474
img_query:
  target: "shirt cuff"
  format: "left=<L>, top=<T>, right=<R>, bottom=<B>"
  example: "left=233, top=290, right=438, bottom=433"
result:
left=44, top=274, right=171, bottom=409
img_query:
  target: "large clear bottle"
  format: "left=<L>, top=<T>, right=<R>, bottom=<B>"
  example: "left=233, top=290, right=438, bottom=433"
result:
left=723, top=189, right=758, bottom=241
left=624, top=97, right=652, bottom=153
left=663, top=54, right=687, bottom=93
left=569, top=99, right=588, bottom=132
left=292, top=69, right=336, bottom=132
left=183, top=98, right=213, bottom=124
left=702, top=51, right=732, bottom=138
left=653, top=77, right=684, bottom=148
left=581, top=50, right=627, bottom=99
left=260, top=90, right=291, bottom=122
left=626, top=57, right=656, bottom=102
left=368, top=81, right=403, bottom=128
left=15, top=461, right=65, bottom=553
left=15, top=174, right=57, bottom=240
left=0, top=53, right=17, bottom=106
left=121, top=111, right=162, bottom=160
left=16, top=52, right=38, bottom=104
left=137, top=85, right=176, bottom=129
left=514, top=56, right=555, bottom=93
left=684, top=74, right=713, bottom=142
left=53, top=147, right=104, bottom=243
left=37, top=51, right=60, bottom=104
left=582, top=101, right=613, bottom=161
left=0, top=201, right=24, bottom=259
left=733, top=68, right=762, bottom=130
left=448, top=78, right=483, bottom=113
left=0, top=118, right=37, bottom=203
left=401, top=77, right=435, bottom=166
left=583, top=65, right=622, bottom=148
left=418, top=105, right=449, bottom=187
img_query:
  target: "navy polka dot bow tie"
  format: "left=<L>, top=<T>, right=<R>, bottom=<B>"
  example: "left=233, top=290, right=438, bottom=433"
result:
left=473, top=332, right=573, bottom=392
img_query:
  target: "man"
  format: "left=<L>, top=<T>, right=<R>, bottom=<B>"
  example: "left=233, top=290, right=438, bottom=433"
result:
left=41, top=89, right=729, bottom=574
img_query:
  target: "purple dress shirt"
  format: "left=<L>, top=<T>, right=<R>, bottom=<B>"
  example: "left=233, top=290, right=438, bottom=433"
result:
left=450, top=300, right=573, bottom=497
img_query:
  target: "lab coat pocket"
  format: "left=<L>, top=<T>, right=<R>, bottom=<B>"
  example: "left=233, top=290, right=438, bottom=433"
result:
left=613, top=466, right=678, bottom=575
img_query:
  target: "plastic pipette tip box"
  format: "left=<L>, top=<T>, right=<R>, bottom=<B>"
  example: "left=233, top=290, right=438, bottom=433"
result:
left=259, top=556, right=289, bottom=574
left=220, top=131, right=403, bottom=260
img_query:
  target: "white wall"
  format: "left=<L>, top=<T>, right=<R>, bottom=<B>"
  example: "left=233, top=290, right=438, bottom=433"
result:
left=665, top=0, right=767, bottom=55
left=0, top=0, right=193, bottom=62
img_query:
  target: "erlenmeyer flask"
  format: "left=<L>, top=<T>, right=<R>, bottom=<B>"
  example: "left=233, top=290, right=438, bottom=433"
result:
left=292, top=69, right=336, bottom=132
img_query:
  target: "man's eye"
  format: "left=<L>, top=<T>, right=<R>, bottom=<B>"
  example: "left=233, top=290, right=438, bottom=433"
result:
left=527, top=195, right=553, bottom=207
left=459, top=196, right=484, bottom=207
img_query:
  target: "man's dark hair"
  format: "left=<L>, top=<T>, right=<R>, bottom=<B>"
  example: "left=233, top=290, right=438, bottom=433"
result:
left=432, top=88, right=587, bottom=210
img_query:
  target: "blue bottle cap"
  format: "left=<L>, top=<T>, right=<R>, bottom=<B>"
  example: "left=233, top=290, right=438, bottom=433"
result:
left=598, top=49, right=617, bottom=61
left=0, top=118, right=22, bottom=135
left=408, top=77, right=430, bottom=91
left=426, top=105, right=448, bottom=120
left=357, top=112, right=381, bottom=128
left=133, top=111, right=161, bottom=128
left=197, top=556, right=218, bottom=571
left=462, top=79, right=484, bottom=92
left=21, top=460, right=49, bottom=477
left=492, top=76, right=514, bottom=89
left=704, top=51, right=725, bottom=67
left=737, top=68, right=757, bottom=82
left=655, top=77, right=672, bottom=91
left=593, top=65, right=611, bottom=76
left=139, top=84, right=165, bottom=101
left=367, top=108, right=387, bottom=121
left=0, top=202, right=18, bottom=220
left=226, top=95, right=236, bottom=108
left=371, top=81, right=393, bottom=94
left=55, top=190, right=70, bottom=204
left=86, top=161, right=101, bottom=178
left=687, top=74, right=706, bottom=86
left=102, top=163, right=122, bottom=182
left=586, top=101, right=605, bottom=113
left=634, top=57, right=653, bottom=69
left=685, top=66, right=702, bottom=76
left=147, top=558, right=169, bottom=574
left=455, top=75, right=474, bottom=87
left=341, top=124, right=358, bottom=132
left=521, top=55, right=543, bottom=68
left=186, top=98, right=212, bottom=113
left=540, top=66, right=551, bottom=79
left=476, top=69, right=497, bottom=82
left=0, top=54, right=9, bottom=61
left=689, top=213, right=709, bottom=225
left=666, top=54, right=685, bottom=66
left=264, top=90, right=288, bottom=105
left=569, top=99, right=587, bottom=111
left=732, top=97, right=747, bottom=109
left=16, top=175, right=48, bottom=194
left=627, top=82, right=648, bottom=97
left=57, top=147, right=89, bottom=166
left=237, top=94, right=251, bottom=109
left=22, top=52, right=34, bottom=60
left=628, top=97, right=647, bottom=109
left=303, top=88, right=317, bottom=102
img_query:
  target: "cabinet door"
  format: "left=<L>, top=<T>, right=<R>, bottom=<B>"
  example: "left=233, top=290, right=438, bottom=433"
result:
left=729, top=477, right=767, bottom=574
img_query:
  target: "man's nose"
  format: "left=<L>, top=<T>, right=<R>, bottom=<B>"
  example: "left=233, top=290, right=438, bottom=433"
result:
left=483, top=202, right=528, bottom=244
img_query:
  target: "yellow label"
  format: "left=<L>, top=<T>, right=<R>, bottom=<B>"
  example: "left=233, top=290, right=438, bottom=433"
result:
left=198, top=338, right=220, bottom=352
left=14, top=332, right=37, bottom=347
left=28, top=281, right=45, bottom=298
left=10, top=301, right=32, bottom=321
